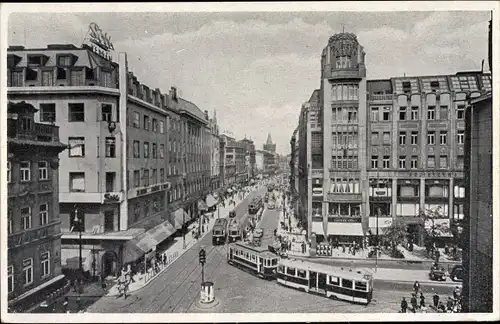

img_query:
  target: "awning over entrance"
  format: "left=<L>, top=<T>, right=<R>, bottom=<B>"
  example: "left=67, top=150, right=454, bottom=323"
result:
left=327, top=223, right=364, bottom=236
left=173, top=208, right=190, bottom=230
left=311, top=222, right=325, bottom=236
left=206, top=194, right=218, bottom=208
left=61, top=248, right=93, bottom=272
left=122, top=220, right=176, bottom=264
left=198, top=199, right=209, bottom=212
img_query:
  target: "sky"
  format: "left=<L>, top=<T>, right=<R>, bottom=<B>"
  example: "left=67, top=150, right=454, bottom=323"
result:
left=7, top=10, right=491, bottom=155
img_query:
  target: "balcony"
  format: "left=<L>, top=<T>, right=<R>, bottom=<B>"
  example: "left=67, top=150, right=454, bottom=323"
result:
left=8, top=119, right=60, bottom=142
left=8, top=221, right=60, bottom=249
left=328, top=68, right=363, bottom=80
left=369, top=94, right=393, bottom=101
left=311, top=169, right=323, bottom=178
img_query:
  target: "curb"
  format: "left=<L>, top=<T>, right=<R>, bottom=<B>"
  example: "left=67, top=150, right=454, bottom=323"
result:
left=375, top=278, right=462, bottom=286
left=292, top=254, right=461, bottom=264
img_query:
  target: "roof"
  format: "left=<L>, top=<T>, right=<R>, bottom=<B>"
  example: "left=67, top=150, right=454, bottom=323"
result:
left=266, top=133, right=273, bottom=145
left=231, top=241, right=277, bottom=258
left=279, top=258, right=373, bottom=281
left=470, top=91, right=492, bottom=105
left=8, top=101, right=38, bottom=114
left=178, top=97, right=207, bottom=124
left=309, top=89, right=320, bottom=104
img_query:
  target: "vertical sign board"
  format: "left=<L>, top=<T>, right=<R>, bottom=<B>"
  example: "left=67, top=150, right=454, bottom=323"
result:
left=87, top=22, right=114, bottom=61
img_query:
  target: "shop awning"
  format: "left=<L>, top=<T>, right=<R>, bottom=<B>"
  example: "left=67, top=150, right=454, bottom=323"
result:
left=61, top=249, right=93, bottom=272
left=122, top=220, right=176, bottom=264
left=206, top=194, right=218, bottom=208
left=173, top=208, right=190, bottom=230
left=311, top=222, right=325, bottom=236
left=198, top=199, right=209, bottom=211
left=327, top=223, right=364, bottom=236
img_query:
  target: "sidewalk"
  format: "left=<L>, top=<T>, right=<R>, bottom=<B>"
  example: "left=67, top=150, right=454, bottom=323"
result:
left=105, top=190, right=251, bottom=296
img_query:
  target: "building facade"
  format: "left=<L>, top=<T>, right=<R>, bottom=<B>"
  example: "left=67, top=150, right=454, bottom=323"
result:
left=293, top=32, right=492, bottom=246
left=6, top=43, right=216, bottom=278
left=220, top=134, right=249, bottom=186
left=7, top=101, right=67, bottom=311
left=208, top=110, right=221, bottom=190
left=239, top=138, right=256, bottom=180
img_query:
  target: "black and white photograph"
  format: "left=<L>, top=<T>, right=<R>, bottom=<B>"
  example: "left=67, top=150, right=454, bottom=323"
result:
left=1, top=2, right=498, bottom=322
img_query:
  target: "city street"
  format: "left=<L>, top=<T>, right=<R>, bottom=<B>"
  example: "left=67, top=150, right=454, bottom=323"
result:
left=85, top=189, right=455, bottom=314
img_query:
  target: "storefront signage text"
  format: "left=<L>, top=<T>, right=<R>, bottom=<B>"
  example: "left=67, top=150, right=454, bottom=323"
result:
left=408, top=171, right=463, bottom=178
left=87, top=22, right=114, bottom=61
left=327, top=217, right=362, bottom=223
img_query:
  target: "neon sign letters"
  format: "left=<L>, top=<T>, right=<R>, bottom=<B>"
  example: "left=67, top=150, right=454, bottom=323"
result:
left=87, top=22, right=114, bottom=61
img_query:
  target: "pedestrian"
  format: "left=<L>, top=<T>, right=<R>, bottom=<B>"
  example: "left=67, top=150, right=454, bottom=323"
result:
left=410, top=293, right=417, bottom=313
left=71, top=278, right=76, bottom=292
left=420, top=292, right=426, bottom=310
left=433, top=290, right=440, bottom=309
left=401, top=297, right=408, bottom=313
left=453, top=286, right=460, bottom=300
left=435, top=249, right=441, bottom=264
left=446, top=297, right=454, bottom=312
left=413, top=281, right=420, bottom=294
left=101, top=274, right=107, bottom=291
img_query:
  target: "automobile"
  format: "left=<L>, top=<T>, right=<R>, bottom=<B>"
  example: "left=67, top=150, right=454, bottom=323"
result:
left=449, top=264, right=464, bottom=282
left=268, top=202, right=275, bottom=209
left=229, top=211, right=236, bottom=218
left=429, top=264, right=447, bottom=281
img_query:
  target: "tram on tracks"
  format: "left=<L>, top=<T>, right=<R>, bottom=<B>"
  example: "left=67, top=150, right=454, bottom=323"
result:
left=228, top=218, right=241, bottom=242
left=248, top=197, right=263, bottom=215
left=227, top=241, right=280, bottom=280
left=275, top=258, right=373, bottom=305
left=212, top=218, right=228, bottom=245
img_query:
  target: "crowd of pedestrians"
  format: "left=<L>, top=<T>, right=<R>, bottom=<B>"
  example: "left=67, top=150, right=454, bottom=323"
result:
left=400, top=281, right=462, bottom=313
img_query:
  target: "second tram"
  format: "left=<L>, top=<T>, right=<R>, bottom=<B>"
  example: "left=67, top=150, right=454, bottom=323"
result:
left=227, top=241, right=280, bottom=280
left=212, top=218, right=228, bottom=245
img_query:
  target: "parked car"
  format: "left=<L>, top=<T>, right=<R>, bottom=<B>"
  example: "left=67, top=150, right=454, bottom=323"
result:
left=449, top=264, right=464, bottom=282
left=429, top=265, right=447, bottom=281
left=229, top=211, right=236, bottom=218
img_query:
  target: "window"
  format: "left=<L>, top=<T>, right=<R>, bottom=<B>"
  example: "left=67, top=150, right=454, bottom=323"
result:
left=105, top=137, right=116, bottom=157
left=457, top=155, right=464, bottom=169
left=56, top=67, right=67, bottom=80
left=143, top=169, right=149, bottom=187
left=371, top=156, right=378, bottom=169
left=399, top=107, right=406, bottom=120
left=342, top=278, right=353, bottom=289
left=40, top=103, right=56, bottom=122
left=382, top=107, right=391, bottom=121
left=20, top=161, right=31, bottom=182
left=68, top=137, right=85, bottom=157
left=427, top=106, right=435, bottom=120
left=383, top=156, right=390, bottom=169
left=427, top=132, right=435, bottom=145
left=410, top=132, right=418, bottom=145
left=69, top=172, right=85, bottom=192
left=71, top=69, right=85, bottom=86
left=39, top=204, right=48, bottom=225
left=101, top=71, right=112, bottom=87
left=144, top=142, right=150, bottom=158
left=38, top=161, right=48, bottom=180
left=28, top=55, right=43, bottom=66
left=427, top=155, right=435, bottom=168
left=286, top=267, right=296, bottom=276
left=8, top=209, right=13, bottom=234
left=457, top=130, right=465, bottom=144
left=370, top=107, right=379, bottom=121
left=41, top=252, right=50, bottom=277
left=57, top=55, right=72, bottom=66
left=160, top=168, right=165, bottom=183
left=329, top=276, right=340, bottom=286
left=399, top=132, right=406, bottom=145
left=439, top=155, right=448, bottom=168
left=159, top=120, right=165, bottom=134
left=336, top=55, right=351, bottom=68
left=152, top=143, right=158, bottom=158
left=396, top=203, right=420, bottom=216
left=410, top=157, right=418, bottom=169
left=454, top=185, right=466, bottom=198
left=133, top=140, right=140, bottom=158
left=68, top=103, right=85, bottom=122
left=411, top=106, right=419, bottom=120
left=7, top=161, right=11, bottom=183
left=440, top=105, right=448, bottom=120
left=382, top=132, right=391, bottom=145
left=101, top=104, right=112, bottom=122
left=160, top=144, right=165, bottom=159
left=10, top=70, right=23, bottom=86
left=143, top=115, right=150, bottom=130
left=152, top=119, right=158, bottom=132
left=41, top=71, right=54, bottom=86
left=21, top=207, right=31, bottom=230
left=8, top=266, right=14, bottom=293
left=355, top=281, right=367, bottom=291
left=134, top=170, right=140, bottom=188
left=399, top=156, right=406, bottom=169
left=152, top=169, right=158, bottom=184
left=439, top=131, right=447, bottom=145
left=132, top=112, right=140, bottom=128
left=371, top=132, right=379, bottom=145
left=23, top=258, right=33, bottom=286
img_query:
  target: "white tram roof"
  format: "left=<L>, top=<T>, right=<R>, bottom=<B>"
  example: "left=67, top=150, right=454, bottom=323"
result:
left=231, top=241, right=277, bottom=259
left=279, top=258, right=373, bottom=281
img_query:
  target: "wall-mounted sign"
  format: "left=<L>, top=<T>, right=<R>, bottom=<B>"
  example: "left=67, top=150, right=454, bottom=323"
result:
left=87, top=22, right=114, bottom=61
left=408, top=171, right=463, bottom=178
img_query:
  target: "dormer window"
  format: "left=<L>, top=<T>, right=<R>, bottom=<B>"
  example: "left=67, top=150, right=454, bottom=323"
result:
left=7, top=54, right=22, bottom=68
left=57, top=67, right=67, bottom=80
left=402, top=81, right=411, bottom=93
left=27, top=54, right=48, bottom=67
left=57, top=55, right=73, bottom=67
left=25, top=68, right=38, bottom=81
left=85, top=67, right=96, bottom=80
left=430, top=81, right=440, bottom=92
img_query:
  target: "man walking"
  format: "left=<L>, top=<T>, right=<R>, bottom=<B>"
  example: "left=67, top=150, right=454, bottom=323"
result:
left=413, top=281, right=420, bottom=294
left=410, top=293, right=418, bottom=313
left=401, top=297, right=408, bottom=313
left=433, top=290, right=440, bottom=309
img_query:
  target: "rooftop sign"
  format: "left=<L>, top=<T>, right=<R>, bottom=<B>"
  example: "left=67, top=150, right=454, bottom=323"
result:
left=87, top=22, right=114, bottom=61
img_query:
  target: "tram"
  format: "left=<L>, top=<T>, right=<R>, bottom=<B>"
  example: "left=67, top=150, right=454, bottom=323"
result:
left=227, top=241, right=280, bottom=280
left=248, top=197, right=263, bottom=215
left=212, top=218, right=228, bottom=245
left=275, top=258, right=373, bottom=305
left=228, top=219, right=241, bottom=242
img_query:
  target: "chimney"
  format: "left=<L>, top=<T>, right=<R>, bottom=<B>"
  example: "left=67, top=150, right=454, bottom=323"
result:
left=169, top=86, right=177, bottom=101
left=204, top=110, right=209, bottom=120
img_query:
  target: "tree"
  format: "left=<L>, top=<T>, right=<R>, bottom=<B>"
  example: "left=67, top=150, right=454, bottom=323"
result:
left=382, top=220, right=407, bottom=258
left=420, top=206, right=452, bottom=256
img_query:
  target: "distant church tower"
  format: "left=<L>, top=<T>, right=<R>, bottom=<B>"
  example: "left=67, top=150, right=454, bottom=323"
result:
left=263, top=133, right=276, bottom=153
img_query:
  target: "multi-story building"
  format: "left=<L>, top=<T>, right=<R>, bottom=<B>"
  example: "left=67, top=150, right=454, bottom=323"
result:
left=7, top=101, right=67, bottom=311
left=7, top=41, right=215, bottom=277
left=220, top=134, right=249, bottom=186
left=208, top=110, right=221, bottom=190
left=294, top=31, right=492, bottom=247
left=239, top=138, right=256, bottom=180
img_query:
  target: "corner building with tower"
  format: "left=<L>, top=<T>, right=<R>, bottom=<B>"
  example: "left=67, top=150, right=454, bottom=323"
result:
left=291, top=32, right=492, bottom=246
